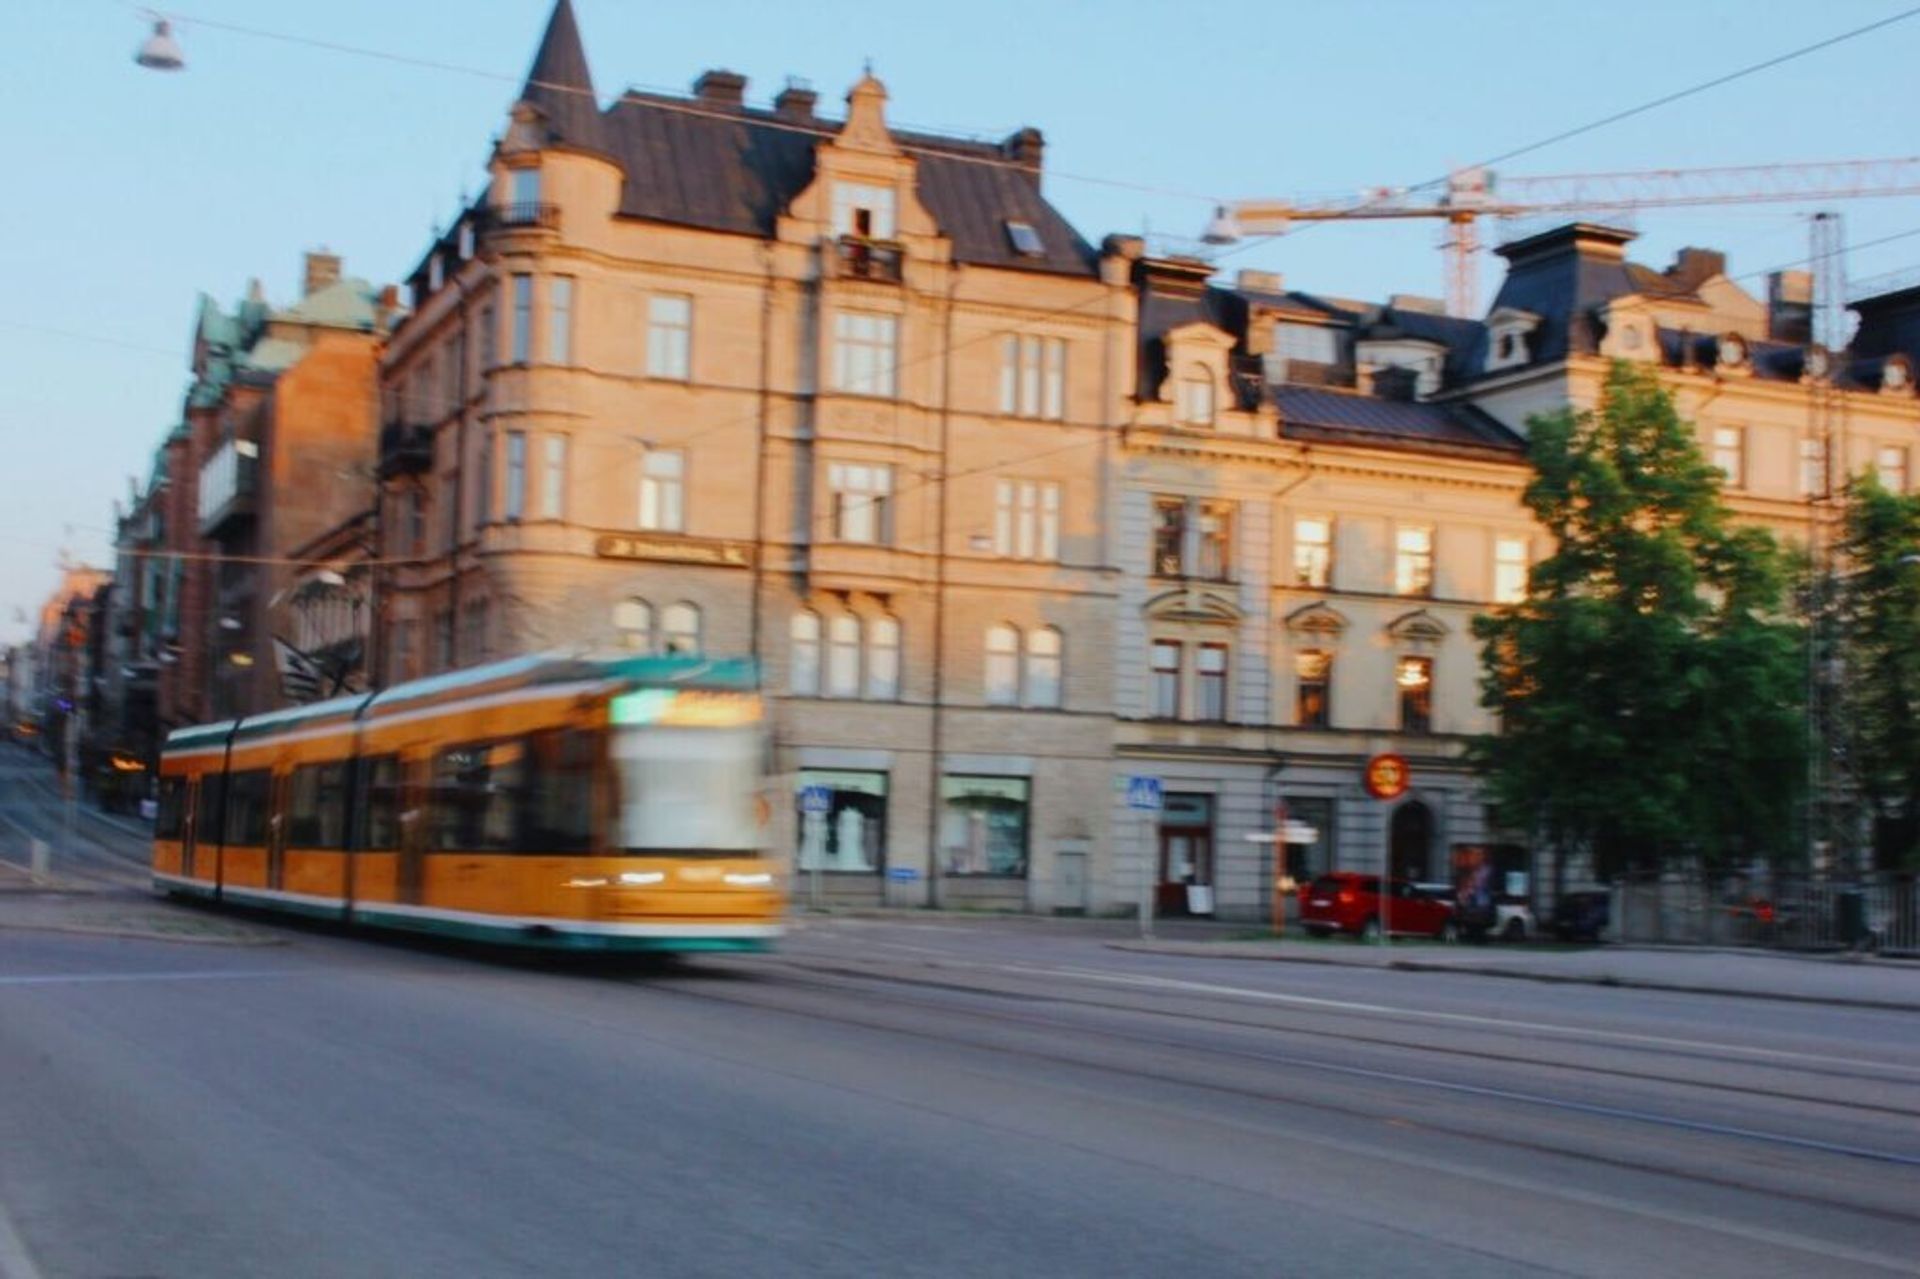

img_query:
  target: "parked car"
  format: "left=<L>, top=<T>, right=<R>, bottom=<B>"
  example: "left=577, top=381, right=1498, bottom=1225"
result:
left=1551, top=891, right=1612, bottom=942
left=1414, top=882, right=1535, bottom=942
left=1301, top=873, right=1457, bottom=942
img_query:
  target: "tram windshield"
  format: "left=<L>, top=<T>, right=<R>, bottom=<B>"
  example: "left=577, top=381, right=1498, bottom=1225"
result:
left=611, top=725, right=763, bottom=854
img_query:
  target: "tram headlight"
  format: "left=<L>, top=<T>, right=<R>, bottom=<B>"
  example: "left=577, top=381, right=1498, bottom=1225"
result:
left=724, top=872, right=774, bottom=887
left=618, top=871, right=667, bottom=886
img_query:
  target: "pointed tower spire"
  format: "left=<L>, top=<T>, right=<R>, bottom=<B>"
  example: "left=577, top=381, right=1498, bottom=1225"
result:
left=517, top=0, right=606, bottom=154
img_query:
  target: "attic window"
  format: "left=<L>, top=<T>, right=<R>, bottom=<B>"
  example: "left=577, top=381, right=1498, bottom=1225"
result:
left=1005, top=220, right=1045, bottom=258
left=428, top=255, right=444, bottom=292
left=457, top=222, right=475, bottom=261
left=833, top=184, right=896, bottom=240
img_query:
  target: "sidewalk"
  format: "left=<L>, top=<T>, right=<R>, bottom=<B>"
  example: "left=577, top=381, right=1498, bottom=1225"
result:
left=1110, top=935, right=1920, bottom=1011
left=0, top=866, right=280, bottom=946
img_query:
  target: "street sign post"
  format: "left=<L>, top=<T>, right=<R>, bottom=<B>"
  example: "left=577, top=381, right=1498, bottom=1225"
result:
left=798, top=785, right=832, bottom=909
left=1125, top=776, right=1162, bottom=938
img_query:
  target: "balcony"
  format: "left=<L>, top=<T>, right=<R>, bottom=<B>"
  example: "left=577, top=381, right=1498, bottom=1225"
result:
left=377, top=423, right=434, bottom=480
left=832, top=235, right=905, bottom=284
left=197, top=439, right=258, bottom=537
left=481, top=202, right=561, bottom=234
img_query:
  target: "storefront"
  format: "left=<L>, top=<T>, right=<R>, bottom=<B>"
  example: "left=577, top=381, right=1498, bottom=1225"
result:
left=1157, top=792, right=1215, bottom=916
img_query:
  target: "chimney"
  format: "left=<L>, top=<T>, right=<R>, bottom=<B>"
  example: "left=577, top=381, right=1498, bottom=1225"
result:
left=376, top=283, right=402, bottom=332
left=774, top=77, right=817, bottom=122
left=1372, top=365, right=1420, bottom=401
left=693, top=68, right=747, bottom=109
left=1767, top=270, right=1814, bottom=344
left=1389, top=293, right=1446, bottom=316
left=1236, top=268, right=1284, bottom=295
left=1668, top=247, right=1727, bottom=291
left=303, top=251, right=342, bottom=297
left=1002, top=127, right=1044, bottom=187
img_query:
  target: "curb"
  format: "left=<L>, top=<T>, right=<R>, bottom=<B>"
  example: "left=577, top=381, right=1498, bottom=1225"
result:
left=1105, top=941, right=1920, bottom=1013
left=0, top=914, right=284, bottom=947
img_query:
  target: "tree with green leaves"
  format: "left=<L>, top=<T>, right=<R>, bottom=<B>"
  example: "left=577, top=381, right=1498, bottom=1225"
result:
left=1472, top=363, right=1806, bottom=893
left=1831, top=475, right=1920, bottom=871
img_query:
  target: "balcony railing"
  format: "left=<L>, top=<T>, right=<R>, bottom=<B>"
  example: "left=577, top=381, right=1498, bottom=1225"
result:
left=833, top=235, right=905, bottom=283
left=482, top=202, right=561, bottom=233
left=377, top=423, right=434, bottom=479
left=197, top=438, right=258, bottom=535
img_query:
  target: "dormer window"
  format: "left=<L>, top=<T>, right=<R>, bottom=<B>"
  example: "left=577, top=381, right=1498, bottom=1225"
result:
left=1485, top=308, right=1540, bottom=373
left=1716, top=333, right=1748, bottom=371
left=428, top=255, right=444, bottom=292
left=1005, top=220, right=1045, bottom=257
left=457, top=222, right=475, bottom=261
left=833, top=183, right=896, bottom=240
left=1178, top=367, right=1216, bottom=427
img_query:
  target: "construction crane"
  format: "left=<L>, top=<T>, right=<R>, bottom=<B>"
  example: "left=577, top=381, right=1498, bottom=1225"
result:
left=1202, top=157, right=1920, bottom=317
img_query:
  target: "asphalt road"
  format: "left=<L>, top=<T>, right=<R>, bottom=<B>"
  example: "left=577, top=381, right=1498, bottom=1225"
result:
left=3, top=752, right=1918, bottom=1278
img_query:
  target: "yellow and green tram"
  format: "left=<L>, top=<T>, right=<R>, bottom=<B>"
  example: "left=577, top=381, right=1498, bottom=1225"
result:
left=153, top=654, right=784, bottom=952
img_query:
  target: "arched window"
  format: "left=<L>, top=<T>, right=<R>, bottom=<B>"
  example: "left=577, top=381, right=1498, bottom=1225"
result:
left=661, top=602, right=701, bottom=655
left=789, top=611, right=821, bottom=695
left=985, top=624, right=1020, bottom=706
left=1024, top=627, right=1062, bottom=708
left=613, top=598, right=652, bottom=652
left=1179, top=366, right=1215, bottom=427
left=866, top=616, right=901, bottom=700
left=827, top=615, right=860, bottom=697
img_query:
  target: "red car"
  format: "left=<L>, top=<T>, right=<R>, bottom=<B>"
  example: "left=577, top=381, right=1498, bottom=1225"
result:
left=1299, top=872, right=1457, bottom=942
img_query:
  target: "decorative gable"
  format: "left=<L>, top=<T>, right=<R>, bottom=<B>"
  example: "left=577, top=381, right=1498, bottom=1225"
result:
left=1386, top=608, right=1448, bottom=644
left=1145, top=585, right=1243, bottom=626
left=1284, top=601, right=1349, bottom=637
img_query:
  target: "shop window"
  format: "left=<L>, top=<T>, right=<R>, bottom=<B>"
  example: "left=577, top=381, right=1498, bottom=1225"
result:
left=795, top=770, right=887, bottom=872
left=940, top=776, right=1030, bottom=877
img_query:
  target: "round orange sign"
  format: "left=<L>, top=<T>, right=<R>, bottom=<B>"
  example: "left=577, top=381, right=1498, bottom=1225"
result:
left=1363, top=753, right=1410, bottom=801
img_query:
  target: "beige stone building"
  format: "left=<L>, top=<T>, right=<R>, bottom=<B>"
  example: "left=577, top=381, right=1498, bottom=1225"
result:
left=376, top=0, right=1133, bottom=910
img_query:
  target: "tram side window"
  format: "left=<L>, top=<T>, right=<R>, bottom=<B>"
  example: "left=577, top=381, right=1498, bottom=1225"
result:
left=224, top=770, right=272, bottom=846
left=520, top=729, right=596, bottom=854
left=288, top=761, right=351, bottom=849
left=194, top=773, right=224, bottom=844
left=431, top=741, right=527, bottom=852
left=155, top=776, right=186, bottom=840
left=360, top=755, right=402, bottom=850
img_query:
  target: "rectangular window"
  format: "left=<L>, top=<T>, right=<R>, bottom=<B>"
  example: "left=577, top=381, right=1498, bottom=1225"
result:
left=1152, top=496, right=1186, bottom=576
left=832, top=183, right=897, bottom=239
left=1395, top=526, right=1434, bottom=597
left=475, top=431, right=493, bottom=528
left=994, top=481, right=1060, bottom=561
left=1877, top=445, right=1910, bottom=493
left=521, top=729, right=597, bottom=853
left=1295, top=650, right=1331, bottom=728
left=829, top=462, right=892, bottom=544
left=827, top=615, right=860, bottom=698
left=1294, top=516, right=1333, bottom=588
left=478, top=304, right=496, bottom=376
left=1494, top=536, right=1529, bottom=605
left=222, top=769, right=271, bottom=846
left=833, top=311, right=899, bottom=397
left=939, top=776, right=1029, bottom=877
left=1276, top=322, right=1339, bottom=364
left=796, top=770, right=888, bottom=873
left=194, top=772, right=224, bottom=847
left=445, top=334, right=463, bottom=409
left=504, top=431, right=527, bottom=520
left=287, top=761, right=350, bottom=849
left=1712, top=426, right=1745, bottom=487
left=866, top=618, right=901, bottom=701
left=647, top=294, right=692, bottom=380
left=1398, top=656, right=1434, bottom=734
left=408, top=489, right=427, bottom=554
left=999, top=335, right=1067, bottom=419
left=1196, top=501, right=1233, bottom=581
left=1150, top=640, right=1182, bottom=718
left=1196, top=644, right=1228, bottom=722
left=509, top=167, right=540, bottom=207
left=510, top=274, right=532, bottom=363
left=985, top=625, right=1020, bottom=706
left=549, top=276, right=574, bottom=366
left=1800, top=437, right=1830, bottom=498
left=542, top=435, right=567, bottom=519
left=430, top=740, right=526, bottom=852
left=639, top=451, right=685, bottom=532
left=155, top=775, right=186, bottom=840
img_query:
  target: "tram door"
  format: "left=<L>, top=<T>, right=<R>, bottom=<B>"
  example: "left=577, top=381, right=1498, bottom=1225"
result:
left=181, top=777, right=198, bottom=879
left=396, top=757, right=427, bottom=905
left=267, top=771, right=290, bottom=890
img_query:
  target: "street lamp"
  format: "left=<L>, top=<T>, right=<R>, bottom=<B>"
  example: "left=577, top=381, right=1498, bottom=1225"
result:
left=134, top=15, right=185, bottom=71
left=1200, top=206, right=1241, bottom=246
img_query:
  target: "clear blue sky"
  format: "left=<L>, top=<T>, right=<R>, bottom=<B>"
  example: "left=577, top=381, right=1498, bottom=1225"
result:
left=5, top=0, right=1919, bottom=642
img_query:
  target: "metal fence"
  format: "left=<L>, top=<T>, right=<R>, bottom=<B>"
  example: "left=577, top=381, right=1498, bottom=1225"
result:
left=1609, top=872, right=1920, bottom=954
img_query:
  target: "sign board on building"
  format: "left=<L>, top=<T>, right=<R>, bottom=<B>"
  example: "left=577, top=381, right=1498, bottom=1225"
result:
left=594, top=533, right=752, bottom=568
left=1363, top=753, right=1411, bottom=801
left=1125, top=775, right=1164, bottom=812
left=798, top=785, right=833, bottom=815
left=886, top=867, right=921, bottom=882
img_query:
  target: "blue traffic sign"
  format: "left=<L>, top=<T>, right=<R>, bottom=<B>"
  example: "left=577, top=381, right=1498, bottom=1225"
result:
left=1125, top=775, right=1164, bottom=812
left=798, top=785, right=833, bottom=815
left=886, top=867, right=921, bottom=882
